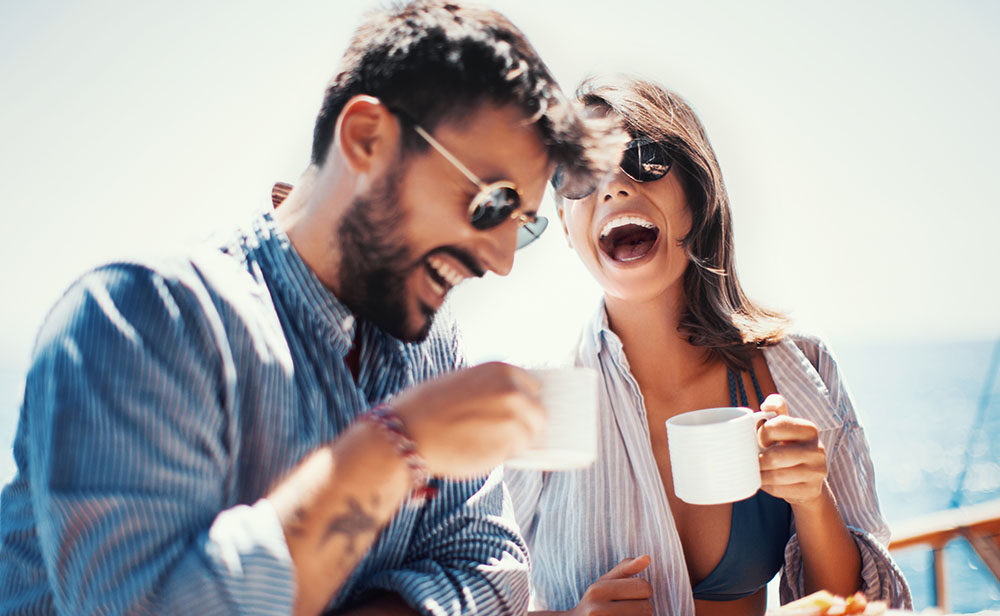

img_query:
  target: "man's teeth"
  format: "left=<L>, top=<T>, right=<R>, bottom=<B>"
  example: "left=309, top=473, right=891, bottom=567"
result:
left=599, top=216, right=657, bottom=239
left=427, top=256, right=466, bottom=289
left=427, top=278, right=445, bottom=296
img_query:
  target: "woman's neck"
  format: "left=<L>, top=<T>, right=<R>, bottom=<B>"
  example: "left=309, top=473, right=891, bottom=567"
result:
left=604, top=287, right=714, bottom=396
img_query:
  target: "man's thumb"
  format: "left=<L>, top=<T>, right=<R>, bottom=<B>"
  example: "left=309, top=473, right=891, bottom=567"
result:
left=602, top=555, right=651, bottom=579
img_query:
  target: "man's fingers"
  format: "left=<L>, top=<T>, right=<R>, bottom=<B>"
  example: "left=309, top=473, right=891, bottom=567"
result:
left=599, top=555, right=651, bottom=580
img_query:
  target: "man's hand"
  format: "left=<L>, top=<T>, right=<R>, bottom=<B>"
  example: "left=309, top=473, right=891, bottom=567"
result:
left=270, top=362, right=546, bottom=616
left=391, top=362, right=547, bottom=477
left=560, top=556, right=653, bottom=616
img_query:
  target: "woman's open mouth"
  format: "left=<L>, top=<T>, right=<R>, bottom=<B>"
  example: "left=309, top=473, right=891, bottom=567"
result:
left=598, top=215, right=660, bottom=263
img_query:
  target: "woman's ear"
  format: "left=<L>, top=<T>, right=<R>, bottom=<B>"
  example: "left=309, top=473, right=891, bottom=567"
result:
left=557, top=200, right=573, bottom=248
left=333, top=95, right=398, bottom=176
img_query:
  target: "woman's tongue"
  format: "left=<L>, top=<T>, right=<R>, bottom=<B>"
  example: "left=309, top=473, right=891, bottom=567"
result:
left=603, top=225, right=659, bottom=262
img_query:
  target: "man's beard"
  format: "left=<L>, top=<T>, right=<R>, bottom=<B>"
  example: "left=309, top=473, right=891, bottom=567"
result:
left=336, top=173, right=435, bottom=343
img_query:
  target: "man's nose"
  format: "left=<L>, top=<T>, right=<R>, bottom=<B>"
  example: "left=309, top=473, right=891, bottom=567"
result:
left=475, top=218, right=519, bottom=277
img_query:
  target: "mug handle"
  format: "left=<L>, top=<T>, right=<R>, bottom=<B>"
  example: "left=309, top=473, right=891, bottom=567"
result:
left=753, top=411, right=778, bottom=452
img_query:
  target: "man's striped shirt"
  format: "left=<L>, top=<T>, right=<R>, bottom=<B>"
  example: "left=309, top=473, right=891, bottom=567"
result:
left=0, top=211, right=529, bottom=615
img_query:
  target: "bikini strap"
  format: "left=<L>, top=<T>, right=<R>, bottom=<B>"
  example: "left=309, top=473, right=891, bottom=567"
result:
left=726, top=367, right=748, bottom=407
left=727, top=364, right=766, bottom=408
left=749, top=365, right=765, bottom=407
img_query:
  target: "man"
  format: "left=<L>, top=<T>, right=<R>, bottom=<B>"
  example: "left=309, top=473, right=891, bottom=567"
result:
left=0, top=2, right=622, bottom=615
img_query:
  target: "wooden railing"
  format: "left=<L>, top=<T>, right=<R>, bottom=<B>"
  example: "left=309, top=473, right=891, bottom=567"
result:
left=888, top=498, right=1000, bottom=612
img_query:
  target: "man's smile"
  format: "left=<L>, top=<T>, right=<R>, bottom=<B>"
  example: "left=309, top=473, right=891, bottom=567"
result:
left=424, top=253, right=477, bottom=299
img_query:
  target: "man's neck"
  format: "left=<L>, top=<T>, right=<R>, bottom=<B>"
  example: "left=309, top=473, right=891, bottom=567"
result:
left=273, top=166, right=349, bottom=295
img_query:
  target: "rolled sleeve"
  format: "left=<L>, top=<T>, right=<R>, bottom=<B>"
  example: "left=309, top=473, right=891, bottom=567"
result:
left=353, top=469, right=530, bottom=616
left=155, top=500, right=294, bottom=614
left=779, top=339, right=912, bottom=609
left=779, top=525, right=911, bottom=608
left=24, top=263, right=295, bottom=614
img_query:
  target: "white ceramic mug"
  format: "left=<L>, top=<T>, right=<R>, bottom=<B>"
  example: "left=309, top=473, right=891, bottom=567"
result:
left=506, top=367, right=599, bottom=471
left=665, top=407, right=774, bottom=505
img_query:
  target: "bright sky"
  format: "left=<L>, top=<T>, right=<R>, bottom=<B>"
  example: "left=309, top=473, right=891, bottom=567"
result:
left=1, top=0, right=998, bottom=378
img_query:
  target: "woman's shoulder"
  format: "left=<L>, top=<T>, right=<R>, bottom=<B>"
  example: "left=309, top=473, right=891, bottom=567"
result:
left=773, top=331, right=841, bottom=374
left=767, top=331, right=856, bottom=423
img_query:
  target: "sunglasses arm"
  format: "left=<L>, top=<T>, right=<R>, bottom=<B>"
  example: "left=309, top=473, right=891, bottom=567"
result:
left=412, top=125, right=489, bottom=191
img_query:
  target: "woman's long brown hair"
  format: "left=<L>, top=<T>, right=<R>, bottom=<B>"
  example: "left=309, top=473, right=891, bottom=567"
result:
left=577, top=75, right=788, bottom=370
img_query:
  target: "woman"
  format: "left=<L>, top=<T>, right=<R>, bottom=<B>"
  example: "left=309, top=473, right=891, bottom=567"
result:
left=506, top=75, right=911, bottom=616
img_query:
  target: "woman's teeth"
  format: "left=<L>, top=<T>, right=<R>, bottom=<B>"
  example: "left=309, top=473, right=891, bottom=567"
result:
left=599, top=215, right=657, bottom=240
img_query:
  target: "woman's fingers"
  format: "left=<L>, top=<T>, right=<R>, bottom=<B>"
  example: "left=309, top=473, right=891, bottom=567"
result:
left=588, top=576, right=653, bottom=601
left=759, top=441, right=826, bottom=472
left=759, top=440, right=828, bottom=505
left=588, top=599, right=654, bottom=616
left=755, top=396, right=830, bottom=506
left=597, top=555, right=651, bottom=581
left=577, top=564, right=654, bottom=616
left=759, top=393, right=789, bottom=415
left=758, top=415, right=819, bottom=447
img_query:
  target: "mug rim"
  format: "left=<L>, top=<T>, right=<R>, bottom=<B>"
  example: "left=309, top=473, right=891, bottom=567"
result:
left=666, top=406, right=753, bottom=428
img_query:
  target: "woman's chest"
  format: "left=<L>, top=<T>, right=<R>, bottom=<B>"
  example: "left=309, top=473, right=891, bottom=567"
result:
left=639, top=360, right=780, bottom=584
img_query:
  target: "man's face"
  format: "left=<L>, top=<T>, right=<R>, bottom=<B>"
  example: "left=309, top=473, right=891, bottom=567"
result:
left=337, top=103, right=553, bottom=342
left=336, top=171, right=416, bottom=340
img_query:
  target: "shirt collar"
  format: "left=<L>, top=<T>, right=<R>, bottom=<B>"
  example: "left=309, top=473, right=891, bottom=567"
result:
left=585, top=296, right=843, bottom=431
left=586, top=298, right=628, bottom=360
left=249, top=209, right=358, bottom=355
left=256, top=183, right=414, bottom=371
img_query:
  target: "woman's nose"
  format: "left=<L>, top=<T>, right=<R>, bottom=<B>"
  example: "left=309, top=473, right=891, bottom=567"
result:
left=600, top=170, right=634, bottom=203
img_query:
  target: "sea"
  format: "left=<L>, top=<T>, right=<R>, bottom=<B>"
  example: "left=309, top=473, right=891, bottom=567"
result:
left=0, top=338, right=998, bottom=613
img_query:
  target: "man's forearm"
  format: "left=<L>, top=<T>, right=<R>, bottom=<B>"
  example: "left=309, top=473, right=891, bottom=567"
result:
left=268, top=419, right=414, bottom=616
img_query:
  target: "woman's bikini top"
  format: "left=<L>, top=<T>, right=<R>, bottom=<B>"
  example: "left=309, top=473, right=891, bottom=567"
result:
left=689, top=366, right=792, bottom=602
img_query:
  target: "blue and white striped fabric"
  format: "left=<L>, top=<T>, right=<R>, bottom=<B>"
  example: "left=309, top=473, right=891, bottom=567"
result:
left=0, top=211, right=530, bottom=615
left=506, top=302, right=912, bottom=615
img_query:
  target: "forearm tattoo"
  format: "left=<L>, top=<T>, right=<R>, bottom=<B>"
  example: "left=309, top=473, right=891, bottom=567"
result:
left=322, top=498, right=377, bottom=554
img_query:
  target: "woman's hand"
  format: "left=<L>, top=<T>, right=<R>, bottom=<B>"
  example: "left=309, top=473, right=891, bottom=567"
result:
left=757, top=394, right=828, bottom=508
left=541, top=556, right=652, bottom=616
left=757, top=394, right=864, bottom=595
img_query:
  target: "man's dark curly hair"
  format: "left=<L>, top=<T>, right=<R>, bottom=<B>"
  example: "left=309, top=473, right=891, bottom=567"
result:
left=310, top=0, right=622, bottom=185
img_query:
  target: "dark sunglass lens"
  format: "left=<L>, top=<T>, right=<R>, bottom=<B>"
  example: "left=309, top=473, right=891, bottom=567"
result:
left=469, top=186, right=520, bottom=230
left=621, top=141, right=671, bottom=182
left=551, top=165, right=597, bottom=200
left=516, top=216, right=548, bottom=249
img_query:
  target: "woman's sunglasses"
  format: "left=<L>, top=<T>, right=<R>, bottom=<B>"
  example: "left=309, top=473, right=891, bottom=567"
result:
left=404, top=119, right=548, bottom=249
left=552, top=136, right=673, bottom=200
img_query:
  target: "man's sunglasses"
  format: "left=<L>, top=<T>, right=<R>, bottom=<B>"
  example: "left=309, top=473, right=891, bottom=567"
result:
left=552, top=136, right=673, bottom=200
left=401, top=116, right=548, bottom=249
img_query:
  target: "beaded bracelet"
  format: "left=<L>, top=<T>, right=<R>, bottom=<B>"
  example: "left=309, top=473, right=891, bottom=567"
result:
left=363, top=405, right=437, bottom=502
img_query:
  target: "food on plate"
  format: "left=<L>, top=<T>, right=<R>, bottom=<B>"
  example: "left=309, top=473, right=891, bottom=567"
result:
left=767, top=590, right=888, bottom=615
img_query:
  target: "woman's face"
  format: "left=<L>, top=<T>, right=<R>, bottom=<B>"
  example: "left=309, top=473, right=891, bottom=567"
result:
left=559, top=159, right=692, bottom=304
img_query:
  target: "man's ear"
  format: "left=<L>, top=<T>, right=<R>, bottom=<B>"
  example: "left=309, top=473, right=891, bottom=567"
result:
left=333, top=95, right=398, bottom=176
